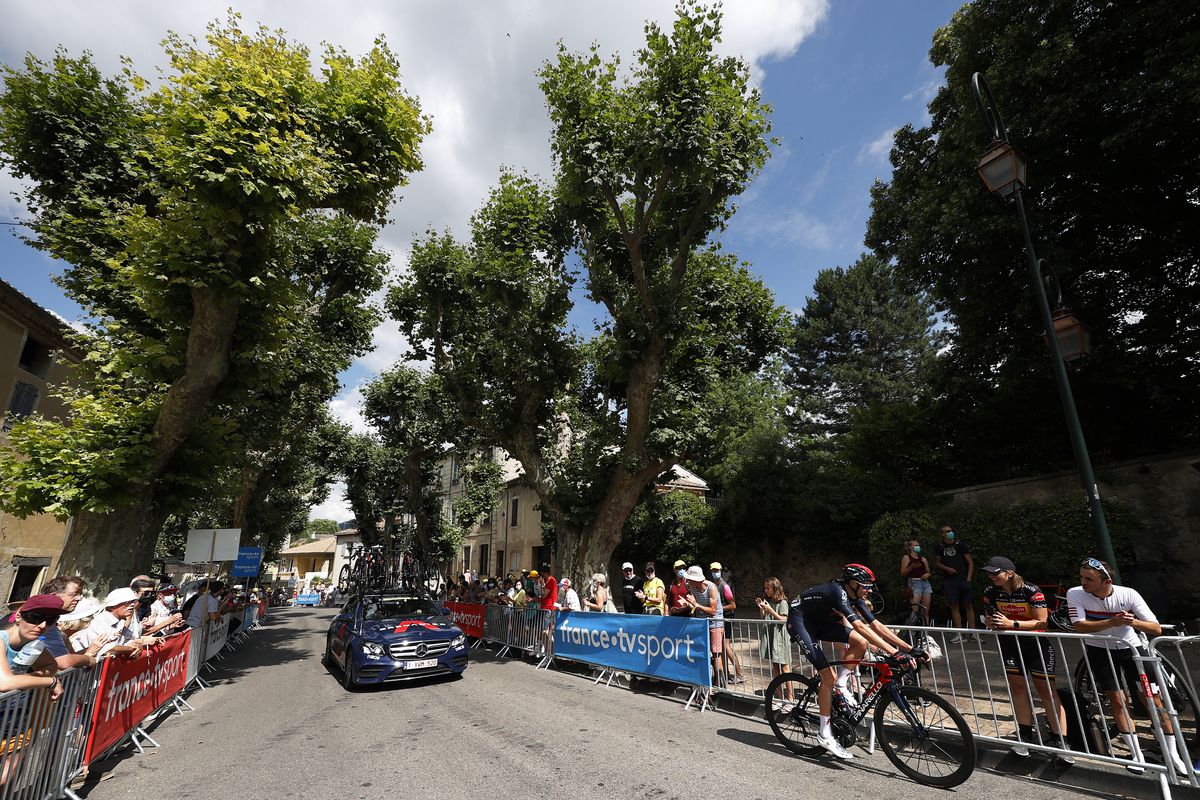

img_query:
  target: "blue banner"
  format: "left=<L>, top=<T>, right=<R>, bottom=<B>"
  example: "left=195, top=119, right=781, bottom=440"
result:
left=231, top=546, right=263, bottom=577
left=553, top=612, right=712, bottom=687
left=295, top=593, right=321, bottom=606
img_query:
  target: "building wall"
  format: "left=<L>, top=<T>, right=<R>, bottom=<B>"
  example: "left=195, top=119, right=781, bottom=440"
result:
left=0, top=288, right=82, bottom=603
left=458, top=482, right=544, bottom=580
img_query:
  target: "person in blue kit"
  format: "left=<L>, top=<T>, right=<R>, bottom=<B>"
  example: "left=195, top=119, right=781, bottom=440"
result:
left=786, top=564, right=922, bottom=760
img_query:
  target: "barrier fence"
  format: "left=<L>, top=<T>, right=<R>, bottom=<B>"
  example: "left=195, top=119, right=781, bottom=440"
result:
left=0, top=601, right=268, bottom=800
left=468, top=604, right=1196, bottom=797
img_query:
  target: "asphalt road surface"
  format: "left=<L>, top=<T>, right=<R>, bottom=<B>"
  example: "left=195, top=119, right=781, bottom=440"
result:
left=80, top=607, right=1160, bottom=800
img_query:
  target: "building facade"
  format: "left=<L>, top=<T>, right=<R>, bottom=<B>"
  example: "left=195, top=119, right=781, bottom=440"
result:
left=0, top=279, right=82, bottom=603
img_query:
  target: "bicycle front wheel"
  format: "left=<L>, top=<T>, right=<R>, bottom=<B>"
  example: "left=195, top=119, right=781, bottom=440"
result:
left=875, top=684, right=976, bottom=788
left=337, top=564, right=352, bottom=593
left=764, top=672, right=823, bottom=756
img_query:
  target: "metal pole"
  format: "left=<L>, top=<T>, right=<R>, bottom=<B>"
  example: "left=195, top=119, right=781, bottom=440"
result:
left=970, top=71, right=1119, bottom=579
left=1012, top=190, right=1119, bottom=576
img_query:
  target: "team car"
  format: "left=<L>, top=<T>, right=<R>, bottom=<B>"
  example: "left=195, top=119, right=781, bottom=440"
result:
left=324, top=593, right=469, bottom=688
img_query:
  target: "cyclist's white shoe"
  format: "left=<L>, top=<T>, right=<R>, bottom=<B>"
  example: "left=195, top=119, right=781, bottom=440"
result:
left=817, top=734, right=854, bottom=760
left=837, top=687, right=859, bottom=708
left=1011, top=743, right=1031, bottom=757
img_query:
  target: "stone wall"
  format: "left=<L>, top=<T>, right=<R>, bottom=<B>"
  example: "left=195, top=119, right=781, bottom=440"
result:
left=936, top=451, right=1200, bottom=617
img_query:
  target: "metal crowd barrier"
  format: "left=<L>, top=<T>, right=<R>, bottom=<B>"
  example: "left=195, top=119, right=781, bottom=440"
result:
left=482, top=606, right=557, bottom=667
left=0, top=607, right=267, bottom=800
left=717, top=617, right=1196, bottom=796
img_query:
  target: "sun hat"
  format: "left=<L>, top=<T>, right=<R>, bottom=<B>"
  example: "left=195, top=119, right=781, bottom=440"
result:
left=102, top=587, right=139, bottom=608
left=17, top=594, right=64, bottom=615
left=684, top=566, right=705, bottom=582
left=529, top=570, right=539, bottom=578
left=61, top=597, right=102, bottom=622
left=621, top=562, right=634, bottom=570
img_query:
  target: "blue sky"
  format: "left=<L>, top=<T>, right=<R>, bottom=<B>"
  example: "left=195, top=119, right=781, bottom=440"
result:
left=0, top=1, right=963, bottom=519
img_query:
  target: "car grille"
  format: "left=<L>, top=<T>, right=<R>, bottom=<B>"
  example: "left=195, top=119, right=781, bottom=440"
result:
left=389, top=640, right=451, bottom=659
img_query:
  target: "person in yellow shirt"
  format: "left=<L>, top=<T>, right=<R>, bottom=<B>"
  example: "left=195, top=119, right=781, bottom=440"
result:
left=637, top=562, right=667, bottom=615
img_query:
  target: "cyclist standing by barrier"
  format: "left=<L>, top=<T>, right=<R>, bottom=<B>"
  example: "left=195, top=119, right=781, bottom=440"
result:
left=1067, top=557, right=1189, bottom=774
left=981, top=555, right=1070, bottom=761
left=786, top=564, right=918, bottom=760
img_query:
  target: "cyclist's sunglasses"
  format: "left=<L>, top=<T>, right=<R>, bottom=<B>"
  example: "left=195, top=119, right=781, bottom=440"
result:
left=20, top=611, right=60, bottom=626
left=1079, top=558, right=1111, bottom=580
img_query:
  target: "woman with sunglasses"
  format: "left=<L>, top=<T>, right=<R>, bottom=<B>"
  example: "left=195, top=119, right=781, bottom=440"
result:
left=1, top=594, right=66, bottom=781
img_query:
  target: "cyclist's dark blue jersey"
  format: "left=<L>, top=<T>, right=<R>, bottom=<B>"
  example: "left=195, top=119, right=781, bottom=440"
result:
left=789, top=581, right=876, bottom=626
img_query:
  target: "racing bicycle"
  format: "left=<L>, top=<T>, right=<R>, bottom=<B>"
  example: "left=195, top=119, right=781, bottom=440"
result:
left=765, top=654, right=976, bottom=787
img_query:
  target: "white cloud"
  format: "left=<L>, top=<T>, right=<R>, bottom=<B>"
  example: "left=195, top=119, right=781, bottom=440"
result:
left=0, top=166, right=31, bottom=224
left=738, top=209, right=834, bottom=250
left=328, top=383, right=370, bottom=435
left=857, top=127, right=898, bottom=165
left=308, top=481, right=352, bottom=522
left=903, top=79, right=941, bottom=104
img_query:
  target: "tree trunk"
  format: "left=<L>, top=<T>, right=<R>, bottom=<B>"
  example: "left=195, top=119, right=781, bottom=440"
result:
left=58, top=488, right=157, bottom=597
left=231, top=463, right=262, bottom=529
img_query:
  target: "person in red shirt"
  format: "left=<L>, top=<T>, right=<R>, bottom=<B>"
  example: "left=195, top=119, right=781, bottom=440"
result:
left=539, top=566, right=558, bottom=611
left=668, top=559, right=691, bottom=616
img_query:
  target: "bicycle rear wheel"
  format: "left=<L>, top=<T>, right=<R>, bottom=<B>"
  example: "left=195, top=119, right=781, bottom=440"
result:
left=764, top=672, right=823, bottom=756
left=337, top=564, right=352, bottom=593
left=875, top=684, right=976, bottom=788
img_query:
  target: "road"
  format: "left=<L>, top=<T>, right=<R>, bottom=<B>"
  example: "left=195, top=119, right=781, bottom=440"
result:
left=79, top=607, right=1157, bottom=800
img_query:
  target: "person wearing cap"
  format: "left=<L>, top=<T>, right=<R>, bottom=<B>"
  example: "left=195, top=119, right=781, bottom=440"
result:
left=556, top=578, right=581, bottom=612
left=1, top=594, right=64, bottom=696
left=73, top=588, right=155, bottom=657
left=981, top=555, right=1069, bottom=760
left=60, top=597, right=113, bottom=658
left=710, top=562, right=744, bottom=684
left=682, top=566, right=725, bottom=685
left=619, top=562, right=643, bottom=614
left=37, top=575, right=95, bottom=669
left=584, top=573, right=615, bottom=613
left=668, top=559, right=691, bottom=616
left=135, top=582, right=183, bottom=637
left=635, top=562, right=666, bottom=615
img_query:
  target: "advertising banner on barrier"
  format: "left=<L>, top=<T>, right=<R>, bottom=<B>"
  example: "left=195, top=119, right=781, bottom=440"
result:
left=85, top=631, right=191, bottom=763
left=204, top=614, right=229, bottom=660
left=553, top=612, right=712, bottom=687
left=445, top=601, right=485, bottom=638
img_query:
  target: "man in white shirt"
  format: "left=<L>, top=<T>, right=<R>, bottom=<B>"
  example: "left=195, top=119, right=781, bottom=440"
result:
left=1067, top=557, right=1187, bottom=774
left=73, top=588, right=155, bottom=657
left=186, top=582, right=223, bottom=628
left=556, top=578, right=581, bottom=612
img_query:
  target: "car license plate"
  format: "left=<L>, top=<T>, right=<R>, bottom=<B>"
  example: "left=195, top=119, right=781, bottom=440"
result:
left=405, top=658, right=438, bottom=670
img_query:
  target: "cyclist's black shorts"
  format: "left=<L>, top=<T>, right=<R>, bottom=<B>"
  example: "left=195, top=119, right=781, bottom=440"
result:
left=1081, top=645, right=1151, bottom=694
left=999, top=634, right=1056, bottom=679
left=786, top=611, right=850, bottom=671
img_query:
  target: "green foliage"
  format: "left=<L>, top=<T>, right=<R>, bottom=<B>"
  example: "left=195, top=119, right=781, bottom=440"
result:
left=868, top=498, right=1141, bottom=611
left=454, top=456, right=505, bottom=532
left=622, top=490, right=715, bottom=568
left=866, top=0, right=1200, bottom=482
left=0, top=17, right=425, bottom=584
left=304, top=519, right=340, bottom=539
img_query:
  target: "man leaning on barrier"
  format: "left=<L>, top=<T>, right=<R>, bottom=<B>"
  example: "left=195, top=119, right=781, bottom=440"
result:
left=1067, top=557, right=1190, bottom=775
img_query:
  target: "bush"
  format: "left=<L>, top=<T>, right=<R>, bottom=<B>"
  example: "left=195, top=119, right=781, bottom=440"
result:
left=868, top=497, right=1141, bottom=619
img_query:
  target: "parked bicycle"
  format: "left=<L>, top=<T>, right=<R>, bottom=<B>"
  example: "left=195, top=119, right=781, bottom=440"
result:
left=765, top=652, right=975, bottom=787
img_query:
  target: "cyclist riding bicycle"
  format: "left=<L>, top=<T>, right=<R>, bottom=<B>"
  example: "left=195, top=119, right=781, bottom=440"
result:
left=786, top=563, right=921, bottom=760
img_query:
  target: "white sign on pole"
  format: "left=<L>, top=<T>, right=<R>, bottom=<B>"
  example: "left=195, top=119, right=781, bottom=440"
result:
left=184, top=529, right=242, bottom=564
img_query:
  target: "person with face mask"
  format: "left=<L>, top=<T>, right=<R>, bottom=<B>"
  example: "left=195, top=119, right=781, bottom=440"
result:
left=668, top=559, right=691, bottom=616
left=900, top=540, right=932, bottom=625
left=935, top=524, right=976, bottom=641
left=710, top=562, right=744, bottom=684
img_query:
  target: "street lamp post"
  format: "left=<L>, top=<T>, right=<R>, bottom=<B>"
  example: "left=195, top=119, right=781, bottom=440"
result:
left=969, top=72, right=1120, bottom=579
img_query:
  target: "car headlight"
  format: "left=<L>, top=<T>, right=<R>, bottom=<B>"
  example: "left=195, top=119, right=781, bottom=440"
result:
left=451, top=635, right=466, bottom=649
left=362, top=642, right=386, bottom=658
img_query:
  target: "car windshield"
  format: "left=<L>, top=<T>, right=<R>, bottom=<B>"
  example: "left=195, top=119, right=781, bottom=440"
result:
left=362, top=597, right=438, bottom=620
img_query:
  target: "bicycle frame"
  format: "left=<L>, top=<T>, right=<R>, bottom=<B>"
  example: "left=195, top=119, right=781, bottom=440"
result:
left=806, top=659, right=923, bottom=731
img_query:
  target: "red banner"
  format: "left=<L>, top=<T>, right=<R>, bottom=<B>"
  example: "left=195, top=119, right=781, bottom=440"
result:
left=85, top=631, right=191, bottom=763
left=445, top=601, right=485, bottom=638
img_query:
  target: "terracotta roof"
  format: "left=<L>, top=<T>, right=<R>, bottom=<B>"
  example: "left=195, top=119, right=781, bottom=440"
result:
left=281, top=538, right=337, bottom=556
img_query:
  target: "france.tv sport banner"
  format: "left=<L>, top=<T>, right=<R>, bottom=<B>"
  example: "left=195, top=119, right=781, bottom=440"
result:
left=85, top=631, right=191, bottom=762
left=554, top=612, right=711, bottom=687
left=445, top=601, right=485, bottom=638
